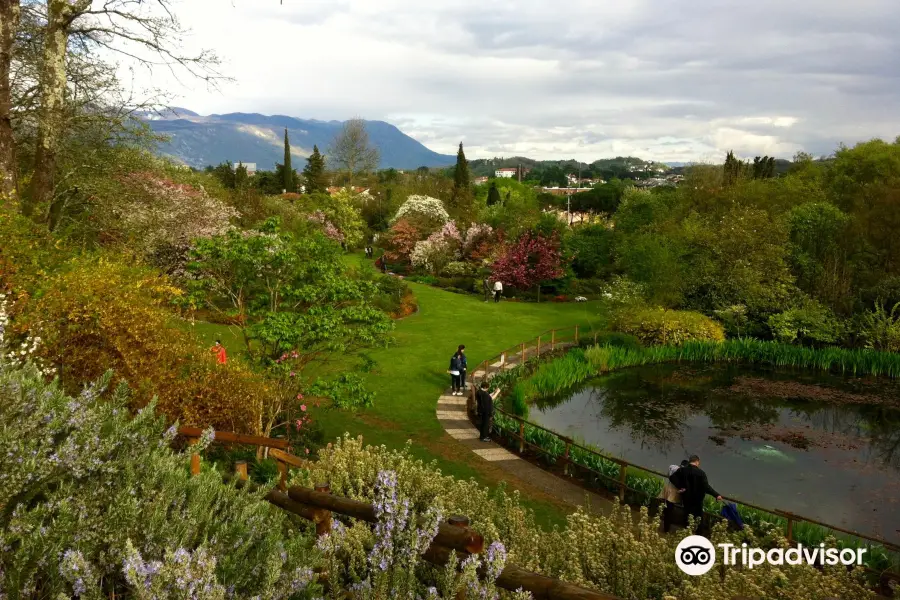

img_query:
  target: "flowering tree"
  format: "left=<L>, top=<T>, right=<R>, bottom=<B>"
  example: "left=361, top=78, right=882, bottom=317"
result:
left=392, top=194, right=450, bottom=231
left=308, top=210, right=345, bottom=243
left=111, top=171, right=238, bottom=273
left=382, top=218, right=423, bottom=264
left=491, top=232, right=566, bottom=301
left=461, top=222, right=495, bottom=262
left=411, top=222, right=462, bottom=274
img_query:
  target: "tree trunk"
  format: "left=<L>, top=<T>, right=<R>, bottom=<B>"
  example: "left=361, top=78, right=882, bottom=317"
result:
left=23, top=0, right=90, bottom=221
left=0, top=0, right=19, bottom=205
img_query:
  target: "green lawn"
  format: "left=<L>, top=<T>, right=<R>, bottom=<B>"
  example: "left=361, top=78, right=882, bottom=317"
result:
left=197, top=255, right=607, bottom=526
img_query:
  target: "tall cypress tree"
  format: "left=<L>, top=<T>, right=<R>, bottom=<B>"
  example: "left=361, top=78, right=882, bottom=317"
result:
left=450, top=141, right=473, bottom=217
left=487, top=181, right=501, bottom=206
left=302, top=145, right=327, bottom=194
left=283, top=128, right=293, bottom=192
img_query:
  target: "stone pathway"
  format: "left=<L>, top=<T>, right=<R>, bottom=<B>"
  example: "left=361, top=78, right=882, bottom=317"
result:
left=437, top=345, right=615, bottom=515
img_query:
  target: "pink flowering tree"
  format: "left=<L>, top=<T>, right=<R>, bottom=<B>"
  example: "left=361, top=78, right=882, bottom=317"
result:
left=490, top=232, right=566, bottom=302
left=410, top=221, right=463, bottom=274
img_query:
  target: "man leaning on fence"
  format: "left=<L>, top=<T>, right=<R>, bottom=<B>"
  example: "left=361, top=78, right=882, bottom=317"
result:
left=476, top=381, right=501, bottom=442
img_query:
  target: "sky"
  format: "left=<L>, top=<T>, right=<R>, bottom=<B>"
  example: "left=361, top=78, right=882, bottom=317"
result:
left=112, top=0, right=899, bottom=163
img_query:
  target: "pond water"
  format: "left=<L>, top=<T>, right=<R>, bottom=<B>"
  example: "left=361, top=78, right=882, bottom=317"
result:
left=528, top=363, right=900, bottom=543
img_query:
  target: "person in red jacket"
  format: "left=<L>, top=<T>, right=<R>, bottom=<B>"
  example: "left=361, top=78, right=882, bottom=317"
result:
left=211, top=340, right=227, bottom=364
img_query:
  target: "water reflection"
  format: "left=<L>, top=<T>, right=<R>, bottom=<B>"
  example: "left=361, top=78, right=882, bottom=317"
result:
left=529, top=363, right=900, bottom=541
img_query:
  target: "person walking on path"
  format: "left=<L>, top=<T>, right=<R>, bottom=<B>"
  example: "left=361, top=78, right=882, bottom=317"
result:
left=448, top=351, right=464, bottom=396
left=211, top=340, right=227, bottom=365
left=457, top=345, right=468, bottom=392
left=669, top=454, right=722, bottom=535
left=482, top=278, right=491, bottom=302
left=492, top=279, right=503, bottom=303
left=476, top=381, right=501, bottom=442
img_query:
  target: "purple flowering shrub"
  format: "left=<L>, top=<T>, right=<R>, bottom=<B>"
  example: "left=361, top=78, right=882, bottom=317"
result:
left=0, top=358, right=320, bottom=599
left=315, top=470, right=525, bottom=600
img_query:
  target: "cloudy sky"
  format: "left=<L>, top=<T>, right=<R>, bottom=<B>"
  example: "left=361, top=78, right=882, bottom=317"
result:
left=122, top=0, right=899, bottom=163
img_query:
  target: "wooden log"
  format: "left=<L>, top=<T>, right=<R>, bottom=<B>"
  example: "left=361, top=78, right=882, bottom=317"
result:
left=276, top=459, right=288, bottom=491
left=314, top=483, right=333, bottom=537
left=235, top=461, right=248, bottom=481
left=187, top=437, right=201, bottom=476
left=177, top=426, right=289, bottom=450
left=286, top=486, right=484, bottom=553
left=269, top=447, right=308, bottom=469
left=496, top=564, right=620, bottom=600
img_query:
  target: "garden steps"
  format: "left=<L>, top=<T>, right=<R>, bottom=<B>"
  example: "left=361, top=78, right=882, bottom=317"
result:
left=436, top=346, right=614, bottom=517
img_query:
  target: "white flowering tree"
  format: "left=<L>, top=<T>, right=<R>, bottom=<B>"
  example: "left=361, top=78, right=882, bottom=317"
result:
left=410, top=222, right=462, bottom=275
left=392, top=195, right=450, bottom=232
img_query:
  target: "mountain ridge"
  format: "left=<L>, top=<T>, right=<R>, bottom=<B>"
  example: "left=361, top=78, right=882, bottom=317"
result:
left=144, top=110, right=456, bottom=170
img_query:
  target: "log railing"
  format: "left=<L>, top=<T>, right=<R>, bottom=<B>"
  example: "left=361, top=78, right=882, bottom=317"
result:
left=178, top=427, right=619, bottom=600
left=466, top=328, right=900, bottom=583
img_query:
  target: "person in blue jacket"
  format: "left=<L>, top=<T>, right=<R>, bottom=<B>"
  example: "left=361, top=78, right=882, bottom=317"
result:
left=448, top=351, right=463, bottom=396
left=457, top=345, right=468, bottom=393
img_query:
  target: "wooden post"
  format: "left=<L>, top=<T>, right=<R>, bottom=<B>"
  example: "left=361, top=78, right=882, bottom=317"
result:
left=551, top=330, right=556, bottom=350
left=563, top=440, right=571, bottom=476
left=518, top=421, right=525, bottom=454
left=314, top=483, right=333, bottom=537
left=575, top=325, right=579, bottom=344
left=618, top=463, right=627, bottom=501
left=276, top=459, right=288, bottom=491
left=188, top=437, right=200, bottom=476
left=501, top=352, right=506, bottom=370
left=537, top=336, right=541, bottom=356
left=786, top=515, right=794, bottom=544
left=521, top=342, right=526, bottom=363
left=235, top=460, right=249, bottom=481
left=448, top=516, right=471, bottom=600
left=593, top=332, right=598, bottom=345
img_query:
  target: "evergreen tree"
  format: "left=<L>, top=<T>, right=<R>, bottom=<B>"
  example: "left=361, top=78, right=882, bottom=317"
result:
left=234, top=163, right=249, bottom=190
left=449, top=141, right=474, bottom=218
left=302, top=145, right=327, bottom=194
left=487, top=181, right=501, bottom=206
left=211, top=161, right=236, bottom=189
left=724, top=151, right=745, bottom=187
left=283, top=128, right=293, bottom=192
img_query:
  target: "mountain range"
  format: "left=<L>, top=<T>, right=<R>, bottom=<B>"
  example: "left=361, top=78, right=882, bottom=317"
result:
left=143, top=108, right=456, bottom=171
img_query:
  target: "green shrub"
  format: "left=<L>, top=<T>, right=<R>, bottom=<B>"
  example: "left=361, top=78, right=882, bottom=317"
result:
left=405, top=274, right=439, bottom=285
left=858, top=301, right=900, bottom=352
left=591, top=331, right=643, bottom=351
left=612, top=307, right=725, bottom=346
left=769, top=300, right=846, bottom=346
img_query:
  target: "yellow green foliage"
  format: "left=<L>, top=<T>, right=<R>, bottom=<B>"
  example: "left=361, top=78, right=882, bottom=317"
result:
left=21, top=256, right=268, bottom=433
left=612, top=307, right=726, bottom=346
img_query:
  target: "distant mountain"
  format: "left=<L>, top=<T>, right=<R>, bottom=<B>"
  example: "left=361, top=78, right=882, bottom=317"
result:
left=144, top=109, right=455, bottom=170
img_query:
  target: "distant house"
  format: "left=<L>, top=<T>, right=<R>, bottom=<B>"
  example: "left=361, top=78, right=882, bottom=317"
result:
left=235, top=162, right=257, bottom=176
left=540, top=187, right=580, bottom=197
left=473, top=176, right=489, bottom=185
left=495, top=168, right=518, bottom=178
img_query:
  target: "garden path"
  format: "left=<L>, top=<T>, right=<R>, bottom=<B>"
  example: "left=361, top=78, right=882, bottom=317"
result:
left=437, top=345, right=616, bottom=516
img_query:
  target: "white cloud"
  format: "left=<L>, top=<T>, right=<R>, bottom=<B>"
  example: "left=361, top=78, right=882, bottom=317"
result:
left=107, top=0, right=900, bottom=162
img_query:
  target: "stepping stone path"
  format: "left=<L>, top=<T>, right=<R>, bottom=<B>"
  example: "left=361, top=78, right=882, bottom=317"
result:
left=436, top=343, right=614, bottom=515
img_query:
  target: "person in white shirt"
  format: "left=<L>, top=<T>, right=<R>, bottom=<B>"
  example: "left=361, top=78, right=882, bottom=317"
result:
left=492, top=280, right=503, bottom=303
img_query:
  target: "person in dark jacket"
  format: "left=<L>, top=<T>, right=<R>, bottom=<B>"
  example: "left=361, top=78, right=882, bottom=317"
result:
left=669, top=454, right=722, bottom=534
left=448, top=352, right=463, bottom=396
left=457, top=345, right=468, bottom=392
left=476, top=381, right=501, bottom=442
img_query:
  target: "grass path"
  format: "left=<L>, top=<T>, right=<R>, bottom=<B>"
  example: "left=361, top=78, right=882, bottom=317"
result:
left=197, top=254, right=607, bottom=526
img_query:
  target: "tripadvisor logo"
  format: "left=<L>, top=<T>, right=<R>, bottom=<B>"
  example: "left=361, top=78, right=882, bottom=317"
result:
left=675, top=535, right=867, bottom=576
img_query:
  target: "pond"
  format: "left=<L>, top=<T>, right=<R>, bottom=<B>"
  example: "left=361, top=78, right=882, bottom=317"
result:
left=528, top=362, right=900, bottom=543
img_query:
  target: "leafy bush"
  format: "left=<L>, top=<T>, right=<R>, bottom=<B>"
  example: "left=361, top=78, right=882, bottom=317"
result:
left=405, top=274, right=439, bottom=285
left=20, top=256, right=270, bottom=434
left=769, top=300, right=846, bottom=346
left=310, top=372, right=376, bottom=410
left=442, top=260, right=474, bottom=276
left=612, top=307, right=725, bottom=346
left=590, top=332, right=643, bottom=351
left=858, top=301, right=900, bottom=352
left=0, top=360, right=317, bottom=598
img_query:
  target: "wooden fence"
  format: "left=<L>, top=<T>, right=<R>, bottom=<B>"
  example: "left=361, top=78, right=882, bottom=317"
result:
left=466, top=327, right=900, bottom=582
left=177, top=427, right=619, bottom=600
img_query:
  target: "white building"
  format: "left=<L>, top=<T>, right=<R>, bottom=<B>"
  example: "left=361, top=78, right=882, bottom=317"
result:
left=235, top=162, right=257, bottom=175
left=495, top=167, right=518, bottom=178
